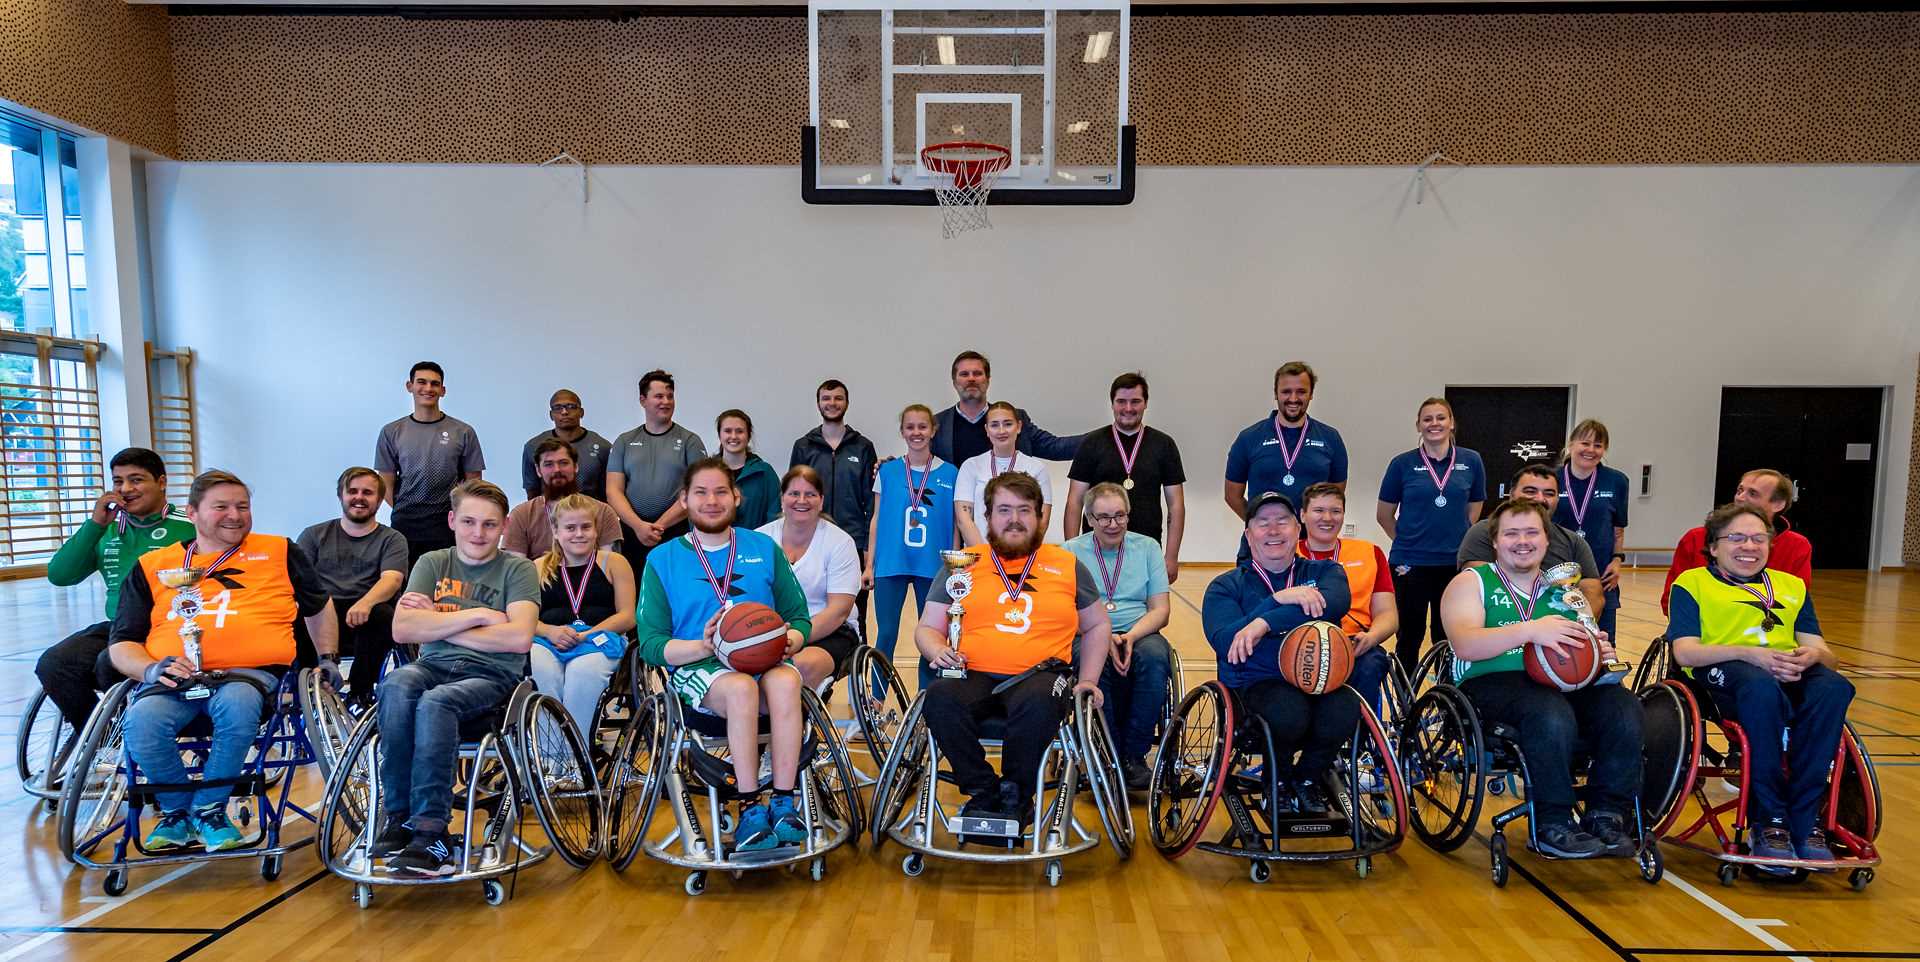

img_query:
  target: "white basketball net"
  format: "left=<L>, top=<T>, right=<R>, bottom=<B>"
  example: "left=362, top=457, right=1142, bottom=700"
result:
left=923, top=144, right=1010, bottom=239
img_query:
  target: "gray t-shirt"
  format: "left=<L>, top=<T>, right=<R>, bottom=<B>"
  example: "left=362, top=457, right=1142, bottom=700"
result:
left=405, top=548, right=540, bottom=680
left=1456, top=517, right=1600, bottom=579
left=608, top=423, right=707, bottom=522
left=374, top=414, right=486, bottom=534
left=521, top=428, right=613, bottom=501
left=296, top=520, right=408, bottom=600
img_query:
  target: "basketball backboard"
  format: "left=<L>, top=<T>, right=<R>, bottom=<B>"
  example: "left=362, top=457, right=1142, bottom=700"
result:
left=804, top=0, right=1133, bottom=205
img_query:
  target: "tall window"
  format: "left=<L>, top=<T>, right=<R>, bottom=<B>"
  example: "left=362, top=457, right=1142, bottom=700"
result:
left=1, top=111, right=87, bottom=340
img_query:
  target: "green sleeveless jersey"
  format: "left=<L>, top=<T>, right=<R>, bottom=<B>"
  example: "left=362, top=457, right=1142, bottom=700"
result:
left=1452, top=564, right=1578, bottom=684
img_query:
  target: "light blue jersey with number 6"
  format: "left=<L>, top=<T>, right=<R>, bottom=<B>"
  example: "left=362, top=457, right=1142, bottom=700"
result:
left=871, top=456, right=959, bottom=580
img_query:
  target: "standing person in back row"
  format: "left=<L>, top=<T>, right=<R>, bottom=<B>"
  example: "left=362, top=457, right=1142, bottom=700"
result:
left=1064, top=372, right=1186, bottom=583
left=519, top=389, right=611, bottom=502
left=1554, top=420, right=1630, bottom=640
left=788, top=379, right=878, bottom=631
left=1226, top=361, right=1349, bottom=516
left=376, top=361, right=486, bottom=568
left=1660, top=468, right=1811, bottom=615
left=607, top=370, right=707, bottom=578
left=1377, top=397, right=1485, bottom=678
left=931, top=351, right=1082, bottom=466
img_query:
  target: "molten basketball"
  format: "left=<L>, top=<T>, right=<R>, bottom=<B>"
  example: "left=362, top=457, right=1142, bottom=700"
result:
left=1525, top=635, right=1600, bottom=692
left=1278, top=621, right=1354, bottom=695
left=715, top=602, right=788, bottom=675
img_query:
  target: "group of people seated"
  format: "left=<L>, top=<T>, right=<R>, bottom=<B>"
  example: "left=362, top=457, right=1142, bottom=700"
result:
left=27, top=347, right=1860, bottom=881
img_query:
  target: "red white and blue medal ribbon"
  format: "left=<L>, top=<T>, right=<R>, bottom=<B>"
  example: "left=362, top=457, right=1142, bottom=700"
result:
left=1420, top=446, right=1457, bottom=508
left=1492, top=565, right=1541, bottom=621
left=1112, top=426, right=1144, bottom=491
left=1093, top=539, right=1125, bottom=612
left=990, top=550, right=1036, bottom=601
left=687, top=531, right=737, bottom=609
left=1561, top=465, right=1596, bottom=531
left=1272, top=415, right=1310, bottom=488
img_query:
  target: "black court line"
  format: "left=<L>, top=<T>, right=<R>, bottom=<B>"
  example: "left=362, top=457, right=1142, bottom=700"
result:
left=164, top=869, right=329, bottom=961
left=1823, top=641, right=1920, bottom=668
left=0, top=926, right=218, bottom=935
left=1472, top=832, right=1636, bottom=962
left=1625, top=951, right=1920, bottom=959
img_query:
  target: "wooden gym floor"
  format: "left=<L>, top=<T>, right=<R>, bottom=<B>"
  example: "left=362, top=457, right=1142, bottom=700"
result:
left=0, top=565, right=1914, bottom=962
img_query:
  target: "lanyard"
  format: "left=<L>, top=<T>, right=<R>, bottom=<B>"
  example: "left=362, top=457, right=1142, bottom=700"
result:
left=1561, top=466, right=1598, bottom=527
left=1272, top=415, right=1311, bottom=474
left=1112, top=426, right=1145, bottom=484
left=1419, top=446, right=1458, bottom=496
left=990, top=550, right=1037, bottom=600
left=1492, top=565, right=1542, bottom=620
left=904, top=457, right=934, bottom=509
left=178, top=539, right=244, bottom=587
left=1093, top=539, right=1125, bottom=610
left=687, top=531, right=737, bottom=608
left=1729, top=570, right=1782, bottom=631
left=1248, top=555, right=1298, bottom=596
left=559, top=556, right=595, bottom=620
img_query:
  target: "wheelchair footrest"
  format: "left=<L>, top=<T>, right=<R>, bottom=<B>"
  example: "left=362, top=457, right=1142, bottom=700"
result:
left=949, top=815, right=1022, bottom=847
left=130, top=776, right=266, bottom=808
left=725, top=845, right=805, bottom=865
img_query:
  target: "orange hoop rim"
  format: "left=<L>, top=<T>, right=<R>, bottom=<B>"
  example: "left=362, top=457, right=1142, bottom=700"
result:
left=921, top=141, right=1012, bottom=189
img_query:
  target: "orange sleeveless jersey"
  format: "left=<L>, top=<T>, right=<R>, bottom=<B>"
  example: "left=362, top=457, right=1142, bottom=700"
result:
left=955, top=543, right=1081, bottom=676
left=135, top=533, right=299, bottom=669
left=1300, top=539, right=1381, bottom=636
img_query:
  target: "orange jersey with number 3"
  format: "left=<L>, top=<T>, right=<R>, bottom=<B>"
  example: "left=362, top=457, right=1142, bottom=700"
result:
left=955, top=543, right=1081, bottom=676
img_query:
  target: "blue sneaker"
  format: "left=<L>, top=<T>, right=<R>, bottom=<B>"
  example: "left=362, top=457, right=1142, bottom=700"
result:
left=1795, top=828, right=1835, bottom=863
left=1749, top=822, right=1796, bottom=873
left=735, top=801, right=777, bottom=852
left=769, top=794, right=807, bottom=844
left=144, top=810, right=196, bottom=851
left=193, top=805, right=246, bottom=851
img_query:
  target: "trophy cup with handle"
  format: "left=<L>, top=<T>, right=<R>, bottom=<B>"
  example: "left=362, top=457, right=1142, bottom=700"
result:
left=157, top=565, right=216, bottom=700
left=937, top=550, right=974, bottom=679
left=1542, top=561, right=1629, bottom=685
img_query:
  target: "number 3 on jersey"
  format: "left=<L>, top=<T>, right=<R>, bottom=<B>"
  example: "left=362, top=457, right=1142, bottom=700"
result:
left=903, top=505, right=928, bottom=548
left=994, top=592, right=1034, bottom=635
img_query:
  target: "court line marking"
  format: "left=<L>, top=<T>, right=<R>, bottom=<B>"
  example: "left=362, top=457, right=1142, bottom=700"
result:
left=0, top=863, right=203, bottom=962
left=164, top=869, right=329, bottom=962
left=1626, top=952, right=1920, bottom=959
left=0, top=926, right=218, bottom=935
left=1471, top=831, right=1633, bottom=961
left=1658, top=870, right=1813, bottom=962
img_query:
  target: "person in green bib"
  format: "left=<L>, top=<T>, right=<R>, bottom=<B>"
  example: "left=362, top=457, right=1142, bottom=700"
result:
left=1666, top=502, right=1850, bottom=867
left=1439, top=498, right=1642, bottom=860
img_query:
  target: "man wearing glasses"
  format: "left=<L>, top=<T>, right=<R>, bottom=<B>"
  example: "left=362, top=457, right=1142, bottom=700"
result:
left=1661, top=469, right=1813, bottom=614
left=520, top=389, right=612, bottom=502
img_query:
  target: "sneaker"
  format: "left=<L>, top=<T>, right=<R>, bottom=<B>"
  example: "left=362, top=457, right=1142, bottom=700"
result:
left=143, top=810, right=197, bottom=851
left=388, top=831, right=459, bottom=877
left=1536, top=821, right=1606, bottom=859
left=1584, top=810, right=1635, bottom=856
left=1122, top=757, right=1153, bottom=793
left=193, top=805, right=246, bottom=851
left=998, top=780, right=1034, bottom=829
left=1293, top=779, right=1330, bottom=818
left=734, top=801, right=777, bottom=852
left=1794, top=827, right=1835, bottom=863
left=372, top=818, right=413, bottom=859
left=769, top=794, right=807, bottom=845
left=1749, top=823, right=1796, bottom=864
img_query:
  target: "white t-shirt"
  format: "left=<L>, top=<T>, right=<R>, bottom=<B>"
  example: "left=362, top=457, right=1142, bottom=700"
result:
left=953, top=451, right=1053, bottom=537
left=756, top=517, right=862, bottom=636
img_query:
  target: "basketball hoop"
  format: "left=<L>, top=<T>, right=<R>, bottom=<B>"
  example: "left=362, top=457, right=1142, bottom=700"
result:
left=921, top=142, right=1011, bottom=238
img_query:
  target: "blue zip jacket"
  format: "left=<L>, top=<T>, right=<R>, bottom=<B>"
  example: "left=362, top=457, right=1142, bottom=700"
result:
left=1202, top=556, right=1352, bottom=689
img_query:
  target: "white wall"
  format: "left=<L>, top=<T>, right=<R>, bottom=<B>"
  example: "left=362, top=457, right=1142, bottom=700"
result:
left=143, top=162, right=1920, bottom=565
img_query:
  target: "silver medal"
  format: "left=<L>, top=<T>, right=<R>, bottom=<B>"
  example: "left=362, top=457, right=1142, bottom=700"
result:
left=1434, top=494, right=1448, bottom=507
left=1282, top=473, right=1295, bottom=487
left=1104, top=601, right=1117, bottom=612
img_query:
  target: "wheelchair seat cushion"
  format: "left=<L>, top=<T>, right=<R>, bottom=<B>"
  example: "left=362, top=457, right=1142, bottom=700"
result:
left=684, top=708, right=775, bottom=740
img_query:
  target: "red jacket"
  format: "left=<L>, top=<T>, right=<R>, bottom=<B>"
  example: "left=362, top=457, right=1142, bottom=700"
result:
left=1660, top=515, right=1812, bottom=614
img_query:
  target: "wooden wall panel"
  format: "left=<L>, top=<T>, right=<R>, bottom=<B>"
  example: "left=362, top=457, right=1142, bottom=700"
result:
left=0, top=0, right=176, bottom=155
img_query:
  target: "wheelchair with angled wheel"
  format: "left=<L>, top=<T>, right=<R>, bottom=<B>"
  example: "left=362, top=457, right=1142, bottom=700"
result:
left=317, top=678, right=603, bottom=908
left=18, top=685, right=81, bottom=810
left=1638, top=634, right=1882, bottom=890
left=56, top=670, right=320, bottom=895
left=1399, top=644, right=1667, bottom=888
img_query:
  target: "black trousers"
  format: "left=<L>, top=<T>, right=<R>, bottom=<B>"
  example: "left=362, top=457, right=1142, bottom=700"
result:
left=314, top=597, right=397, bottom=697
left=1239, top=678, right=1362, bottom=780
left=922, top=671, right=1069, bottom=799
left=401, top=529, right=455, bottom=571
left=619, top=519, right=689, bottom=580
left=35, top=620, right=118, bottom=727
left=1393, top=564, right=1456, bottom=678
left=1460, top=671, right=1643, bottom=827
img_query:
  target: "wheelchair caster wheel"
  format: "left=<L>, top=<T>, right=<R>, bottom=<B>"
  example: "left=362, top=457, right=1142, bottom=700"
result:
left=261, top=854, right=283, bottom=881
left=810, top=858, right=826, bottom=882
left=1045, top=860, right=1062, bottom=887
left=1355, top=857, right=1371, bottom=880
left=353, top=884, right=373, bottom=910
left=685, top=872, right=708, bottom=896
left=104, top=870, right=128, bottom=897
left=1717, top=863, right=1738, bottom=886
left=1249, top=861, right=1270, bottom=885
left=901, top=854, right=924, bottom=878
left=42, top=798, right=57, bottom=814
left=1850, top=868, right=1874, bottom=891
left=718, top=811, right=737, bottom=835
left=483, top=880, right=507, bottom=906
left=1488, top=779, right=1504, bottom=797
left=236, top=805, right=252, bottom=828
left=1490, top=834, right=1509, bottom=888
left=1638, top=845, right=1663, bottom=884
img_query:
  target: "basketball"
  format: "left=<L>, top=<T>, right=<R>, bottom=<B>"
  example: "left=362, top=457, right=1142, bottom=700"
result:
left=1278, top=621, right=1355, bottom=695
left=1525, top=635, right=1601, bottom=692
left=714, top=602, right=789, bottom=675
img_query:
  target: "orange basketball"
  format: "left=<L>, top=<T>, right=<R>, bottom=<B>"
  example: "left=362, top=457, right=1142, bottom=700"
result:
left=1278, top=621, right=1354, bottom=695
left=715, top=602, right=788, bottom=675
left=1525, top=635, right=1600, bottom=692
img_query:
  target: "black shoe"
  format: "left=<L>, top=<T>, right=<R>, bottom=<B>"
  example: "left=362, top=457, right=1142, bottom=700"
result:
left=1122, top=757, right=1152, bottom=793
left=1583, top=810, right=1635, bottom=856
left=388, top=831, right=459, bottom=877
left=1536, top=822, right=1605, bottom=859
left=372, top=818, right=413, bottom=859
left=997, top=780, right=1033, bottom=828
left=1292, top=778, right=1330, bottom=818
left=957, top=789, right=1018, bottom=847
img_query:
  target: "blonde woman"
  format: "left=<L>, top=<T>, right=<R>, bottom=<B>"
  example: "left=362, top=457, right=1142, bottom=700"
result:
left=531, top=494, right=637, bottom=736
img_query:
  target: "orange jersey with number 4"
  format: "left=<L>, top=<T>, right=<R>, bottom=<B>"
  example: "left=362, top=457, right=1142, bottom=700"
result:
left=134, top=533, right=300, bottom=669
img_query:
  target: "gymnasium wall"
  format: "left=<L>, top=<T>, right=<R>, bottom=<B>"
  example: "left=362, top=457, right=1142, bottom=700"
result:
left=0, top=0, right=175, bottom=154
left=143, top=161, right=1920, bottom=567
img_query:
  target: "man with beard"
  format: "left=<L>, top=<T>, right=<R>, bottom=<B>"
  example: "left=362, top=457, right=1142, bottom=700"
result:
left=788, top=379, right=878, bottom=629
left=519, top=389, right=612, bottom=501
left=930, top=351, right=1082, bottom=466
left=914, top=472, right=1110, bottom=833
left=637, top=458, right=815, bottom=852
left=298, top=467, right=409, bottom=703
left=1455, top=464, right=1604, bottom=613
left=1661, top=468, right=1812, bottom=614
left=503, top=439, right=622, bottom=558
left=375, top=362, right=486, bottom=567
left=608, top=370, right=707, bottom=579
left=1225, top=361, right=1349, bottom=520
left=1063, top=372, right=1186, bottom=583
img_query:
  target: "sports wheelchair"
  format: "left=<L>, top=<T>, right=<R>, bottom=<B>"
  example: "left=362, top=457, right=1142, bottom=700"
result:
left=317, top=678, right=603, bottom=908
left=1637, top=635, right=1882, bottom=889
left=1399, top=644, right=1665, bottom=887
left=1147, top=677, right=1407, bottom=882
left=867, top=663, right=1134, bottom=887
left=19, top=685, right=80, bottom=809
left=56, top=670, right=319, bottom=895
left=602, top=664, right=864, bottom=895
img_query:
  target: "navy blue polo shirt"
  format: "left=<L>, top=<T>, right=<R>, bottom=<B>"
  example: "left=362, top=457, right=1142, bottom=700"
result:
left=1553, top=463, right=1631, bottom=564
left=1224, top=413, right=1348, bottom=508
left=1377, top=446, right=1486, bottom=567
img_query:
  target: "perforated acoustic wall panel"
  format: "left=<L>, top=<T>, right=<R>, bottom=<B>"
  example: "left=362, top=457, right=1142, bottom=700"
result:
left=166, top=12, right=1920, bottom=166
left=0, top=0, right=176, bottom=155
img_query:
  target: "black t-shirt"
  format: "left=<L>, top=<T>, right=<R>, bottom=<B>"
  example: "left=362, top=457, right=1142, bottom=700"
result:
left=949, top=411, right=991, bottom=466
left=538, top=559, right=618, bottom=627
left=1067, top=425, right=1186, bottom=541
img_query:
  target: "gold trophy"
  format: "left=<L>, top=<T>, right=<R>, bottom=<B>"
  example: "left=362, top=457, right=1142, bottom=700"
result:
left=157, top=565, right=216, bottom=700
left=937, top=550, right=974, bottom=679
left=1542, top=561, right=1629, bottom=685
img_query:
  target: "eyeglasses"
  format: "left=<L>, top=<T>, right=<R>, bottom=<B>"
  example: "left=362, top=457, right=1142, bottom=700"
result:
left=1091, top=512, right=1129, bottom=524
left=550, top=403, right=581, bottom=413
left=1717, top=532, right=1773, bottom=546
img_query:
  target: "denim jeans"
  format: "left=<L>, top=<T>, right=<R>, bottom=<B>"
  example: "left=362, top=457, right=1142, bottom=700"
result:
left=1099, top=632, right=1173, bottom=762
left=528, top=646, right=615, bottom=739
left=1697, top=659, right=1854, bottom=838
left=124, top=681, right=266, bottom=812
left=376, top=658, right=517, bottom=833
left=872, top=574, right=933, bottom=691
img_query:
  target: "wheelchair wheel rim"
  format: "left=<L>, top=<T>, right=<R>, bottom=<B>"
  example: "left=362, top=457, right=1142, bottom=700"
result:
left=1401, top=687, right=1484, bottom=852
left=869, top=693, right=929, bottom=849
left=1834, top=723, right=1881, bottom=844
left=802, top=687, right=866, bottom=836
left=1639, top=680, right=1697, bottom=834
left=1148, top=681, right=1231, bottom=858
left=608, top=694, right=665, bottom=869
left=319, top=712, right=381, bottom=872
left=519, top=692, right=605, bottom=868
left=18, top=687, right=77, bottom=795
left=1077, top=693, right=1135, bottom=859
left=57, top=682, right=134, bottom=861
left=850, top=646, right=911, bottom=775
